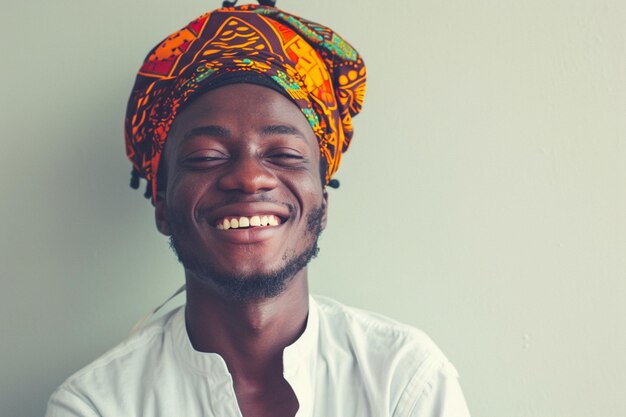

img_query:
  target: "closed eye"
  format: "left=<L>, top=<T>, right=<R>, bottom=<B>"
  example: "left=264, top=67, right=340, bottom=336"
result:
left=266, top=152, right=308, bottom=168
left=271, top=153, right=304, bottom=159
left=183, top=153, right=229, bottom=169
left=187, top=156, right=227, bottom=162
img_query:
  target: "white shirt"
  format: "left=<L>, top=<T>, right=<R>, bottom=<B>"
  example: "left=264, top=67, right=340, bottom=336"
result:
left=46, top=295, right=470, bottom=417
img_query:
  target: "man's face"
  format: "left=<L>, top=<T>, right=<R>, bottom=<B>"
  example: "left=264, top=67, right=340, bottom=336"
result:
left=155, top=83, right=327, bottom=300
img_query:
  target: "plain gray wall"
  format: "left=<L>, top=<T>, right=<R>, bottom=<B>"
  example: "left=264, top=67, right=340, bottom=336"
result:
left=2, top=1, right=625, bottom=416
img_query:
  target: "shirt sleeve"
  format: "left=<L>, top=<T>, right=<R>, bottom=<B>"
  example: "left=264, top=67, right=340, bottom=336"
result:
left=396, top=359, right=471, bottom=417
left=45, top=387, right=101, bottom=417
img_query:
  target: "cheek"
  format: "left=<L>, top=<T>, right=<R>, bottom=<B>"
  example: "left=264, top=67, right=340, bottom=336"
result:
left=166, top=174, right=209, bottom=220
left=286, top=174, right=325, bottom=213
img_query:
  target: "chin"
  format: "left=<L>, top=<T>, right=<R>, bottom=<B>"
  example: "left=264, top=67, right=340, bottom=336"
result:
left=182, top=244, right=318, bottom=301
left=168, top=203, right=325, bottom=301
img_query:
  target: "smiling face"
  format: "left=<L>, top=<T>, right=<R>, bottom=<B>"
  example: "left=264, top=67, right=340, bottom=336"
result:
left=155, top=83, right=327, bottom=300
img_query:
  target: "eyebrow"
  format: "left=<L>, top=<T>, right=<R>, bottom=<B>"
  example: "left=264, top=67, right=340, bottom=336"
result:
left=183, top=125, right=231, bottom=141
left=261, top=125, right=307, bottom=141
left=183, top=124, right=307, bottom=142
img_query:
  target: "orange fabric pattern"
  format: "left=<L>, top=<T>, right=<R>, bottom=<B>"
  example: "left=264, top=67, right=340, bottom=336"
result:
left=125, top=4, right=366, bottom=200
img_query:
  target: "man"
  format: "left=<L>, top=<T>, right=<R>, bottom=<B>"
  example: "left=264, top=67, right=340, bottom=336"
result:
left=46, top=2, right=470, bottom=416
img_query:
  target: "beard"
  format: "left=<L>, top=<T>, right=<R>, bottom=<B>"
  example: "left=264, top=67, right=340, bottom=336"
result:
left=168, top=204, right=324, bottom=301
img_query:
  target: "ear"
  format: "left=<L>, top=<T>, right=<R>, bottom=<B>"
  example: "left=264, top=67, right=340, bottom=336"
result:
left=154, top=191, right=172, bottom=236
left=321, top=189, right=329, bottom=230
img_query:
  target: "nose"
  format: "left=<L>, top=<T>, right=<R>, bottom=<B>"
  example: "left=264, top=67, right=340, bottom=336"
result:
left=217, top=154, right=279, bottom=194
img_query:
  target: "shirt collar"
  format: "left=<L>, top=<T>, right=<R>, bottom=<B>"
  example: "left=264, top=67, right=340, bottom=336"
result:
left=170, top=295, right=320, bottom=378
left=171, top=307, right=231, bottom=381
left=283, top=295, right=320, bottom=375
left=282, top=295, right=319, bottom=417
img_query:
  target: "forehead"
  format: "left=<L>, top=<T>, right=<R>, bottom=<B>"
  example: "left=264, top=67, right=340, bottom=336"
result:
left=166, top=83, right=319, bottom=152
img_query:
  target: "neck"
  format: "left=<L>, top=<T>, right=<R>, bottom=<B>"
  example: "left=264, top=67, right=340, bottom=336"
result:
left=184, top=269, right=310, bottom=379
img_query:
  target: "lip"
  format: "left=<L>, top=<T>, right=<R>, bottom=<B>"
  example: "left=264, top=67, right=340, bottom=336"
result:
left=204, top=202, right=291, bottom=224
left=199, top=202, right=292, bottom=245
left=212, top=223, right=285, bottom=244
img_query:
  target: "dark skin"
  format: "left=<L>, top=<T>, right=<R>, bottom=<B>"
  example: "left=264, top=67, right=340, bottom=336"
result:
left=154, top=84, right=328, bottom=417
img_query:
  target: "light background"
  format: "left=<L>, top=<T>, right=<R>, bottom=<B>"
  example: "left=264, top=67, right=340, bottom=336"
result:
left=1, top=1, right=625, bottom=416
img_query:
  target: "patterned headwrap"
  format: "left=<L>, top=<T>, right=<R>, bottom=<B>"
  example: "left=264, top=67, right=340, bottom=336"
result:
left=125, top=3, right=366, bottom=201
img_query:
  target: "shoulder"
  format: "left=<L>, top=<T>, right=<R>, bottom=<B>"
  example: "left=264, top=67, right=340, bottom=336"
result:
left=62, top=307, right=181, bottom=387
left=313, top=294, right=445, bottom=361
left=312, top=295, right=468, bottom=416
left=46, top=307, right=183, bottom=416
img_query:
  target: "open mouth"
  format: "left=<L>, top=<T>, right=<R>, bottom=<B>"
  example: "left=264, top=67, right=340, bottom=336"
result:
left=215, top=214, right=284, bottom=230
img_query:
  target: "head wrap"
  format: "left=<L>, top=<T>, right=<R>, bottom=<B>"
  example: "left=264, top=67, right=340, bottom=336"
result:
left=125, top=3, right=366, bottom=201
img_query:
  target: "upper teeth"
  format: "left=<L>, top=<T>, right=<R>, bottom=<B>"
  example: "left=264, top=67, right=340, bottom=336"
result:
left=216, top=215, right=280, bottom=230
